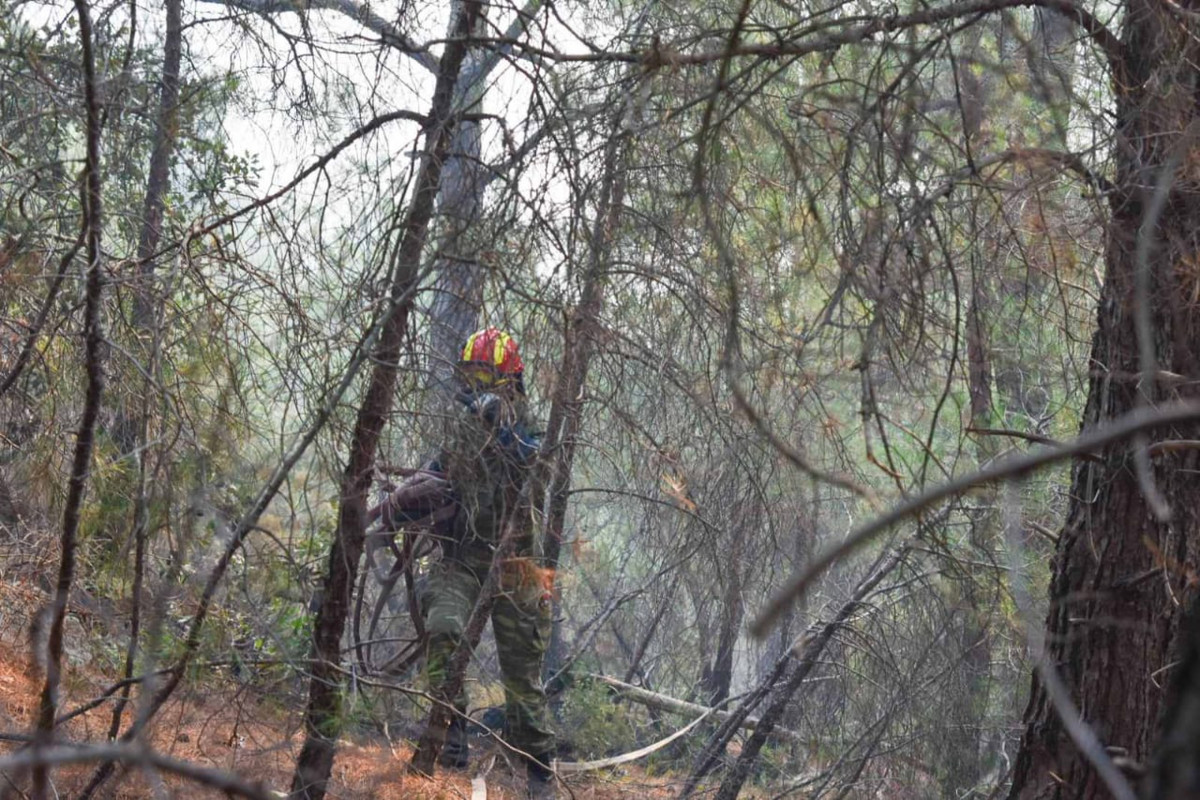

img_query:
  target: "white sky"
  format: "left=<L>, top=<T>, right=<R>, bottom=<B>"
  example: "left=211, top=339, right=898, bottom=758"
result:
left=16, top=0, right=610, bottom=239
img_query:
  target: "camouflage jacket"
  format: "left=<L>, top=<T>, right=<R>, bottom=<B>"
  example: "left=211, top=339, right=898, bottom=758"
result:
left=438, top=390, right=541, bottom=547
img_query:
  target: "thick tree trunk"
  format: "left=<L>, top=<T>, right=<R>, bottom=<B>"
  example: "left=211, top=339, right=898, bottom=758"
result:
left=424, top=0, right=544, bottom=392
left=1007, top=7, right=1200, bottom=797
left=1146, top=597, right=1200, bottom=799
left=363, top=35, right=488, bottom=664
left=287, top=4, right=481, bottom=797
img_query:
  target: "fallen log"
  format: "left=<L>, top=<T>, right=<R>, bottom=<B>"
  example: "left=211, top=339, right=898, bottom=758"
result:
left=588, top=674, right=804, bottom=743
left=555, top=705, right=715, bottom=774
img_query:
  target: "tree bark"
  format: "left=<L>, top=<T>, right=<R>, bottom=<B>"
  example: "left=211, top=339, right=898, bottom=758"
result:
left=540, top=125, right=628, bottom=571
left=700, top=527, right=744, bottom=707
left=1007, top=6, right=1200, bottom=796
left=939, top=285, right=998, bottom=798
left=422, top=0, right=546, bottom=393
left=942, top=38, right=1004, bottom=771
left=425, top=69, right=487, bottom=394
left=536, top=110, right=629, bottom=689
left=1146, top=599, right=1200, bottom=799
left=131, top=0, right=182, bottom=328
left=32, top=0, right=105, bottom=795
left=287, top=4, right=482, bottom=797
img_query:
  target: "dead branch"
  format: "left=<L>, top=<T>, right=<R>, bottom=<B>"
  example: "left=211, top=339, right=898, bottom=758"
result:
left=0, top=743, right=274, bottom=800
left=590, top=675, right=803, bottom=742
left=196, top=0, right=438, bottom=72
left=555, top=705, right=716, bottom=774
left=1147, top=439, right=1200, bottom=456
left=966, top=426, right=1105, bottom=462
left=712, top=544, right=911, bottom=800
left=455, top=0, right=1124, bottom=78
left=753, top=401, right=1200, bottom=638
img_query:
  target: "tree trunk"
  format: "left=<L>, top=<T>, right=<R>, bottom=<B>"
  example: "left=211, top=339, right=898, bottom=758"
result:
left=98, top=0, right=182, bottom=749
left=33, top=1, right=104, bottom=794
left=1030, top=6, right=1075, bottom=144
left=425, top=87, right=486, bottom=394
left=700, top=527, right=744, bottom=707
left=131, top=0, right=182, bottom=329
left=287, top=4, right=481, bottom=797
left=424, top=0, right=544, bottom=393
left=540, top=126, right=627, bottom=570
left=1007, top=9, right=1200, bottom=797
left=536, top=115, right=628, bottom=692
left=939, top=33, right=1002, bottom=794
left=938, top=287, right=998, bottom=798
left=102, top=0, right=184, bottom=456
left=1146, top=598, right=1200, bottom=799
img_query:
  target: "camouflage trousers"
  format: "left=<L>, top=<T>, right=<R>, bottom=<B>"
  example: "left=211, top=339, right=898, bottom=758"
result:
left=424, top=543, right=554, bottom=757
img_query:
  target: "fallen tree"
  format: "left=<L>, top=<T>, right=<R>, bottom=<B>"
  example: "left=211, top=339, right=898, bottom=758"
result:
left=589, top=674, right=804, bottom=743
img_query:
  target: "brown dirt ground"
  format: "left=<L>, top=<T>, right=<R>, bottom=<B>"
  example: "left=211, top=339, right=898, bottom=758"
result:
left=0, top=579, right=699, bottom=799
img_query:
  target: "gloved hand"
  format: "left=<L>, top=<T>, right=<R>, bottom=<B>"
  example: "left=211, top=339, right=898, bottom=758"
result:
left=471, top=392, right=502, bottom=424
left=498, top=424, right=540, bottom=464
left=464, top=391, right=539, bottom=463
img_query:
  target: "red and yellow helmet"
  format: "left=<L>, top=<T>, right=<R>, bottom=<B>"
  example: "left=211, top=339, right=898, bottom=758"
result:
left=460, top=327, right=524, bottom=389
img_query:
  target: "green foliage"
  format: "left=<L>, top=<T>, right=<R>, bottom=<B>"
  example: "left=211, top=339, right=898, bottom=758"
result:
left=556, top=678, right=643, bottom=760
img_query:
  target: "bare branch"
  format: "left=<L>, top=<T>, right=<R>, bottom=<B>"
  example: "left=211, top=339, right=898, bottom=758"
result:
left=1148, top=439, right=1200, bottom=456
left=459, top=0, right=1124, bottom=76
left=589, top=675, right=803, bottom=742
left=0, top=743, right=275, bottom=800
left=466, top=0, right=545, bottom=88
left=196, top=0, right=439, bottom=72
left=0, top=238, right=82, bottom=401
left=752, top=401, right=1200, bottom=638
left=967, top=426, right=1106, bottom=462
left=188, top=108, right=429, bottom=242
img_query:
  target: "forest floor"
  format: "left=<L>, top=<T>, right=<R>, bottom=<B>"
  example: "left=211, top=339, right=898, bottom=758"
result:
left=0, top=578, right=705, bottom=799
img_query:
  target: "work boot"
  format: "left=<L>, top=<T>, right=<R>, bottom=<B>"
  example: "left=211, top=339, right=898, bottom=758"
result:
left=526, top=753, right=555, bottom=800
left=437, top=714, right=469, bottom=770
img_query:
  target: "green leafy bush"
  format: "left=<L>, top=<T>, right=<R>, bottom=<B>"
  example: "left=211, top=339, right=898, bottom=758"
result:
left=556, top=678, right=642, bottom=760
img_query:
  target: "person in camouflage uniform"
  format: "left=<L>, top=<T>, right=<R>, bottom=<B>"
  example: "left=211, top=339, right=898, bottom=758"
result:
left=422, top=327, right=555, bottom=798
